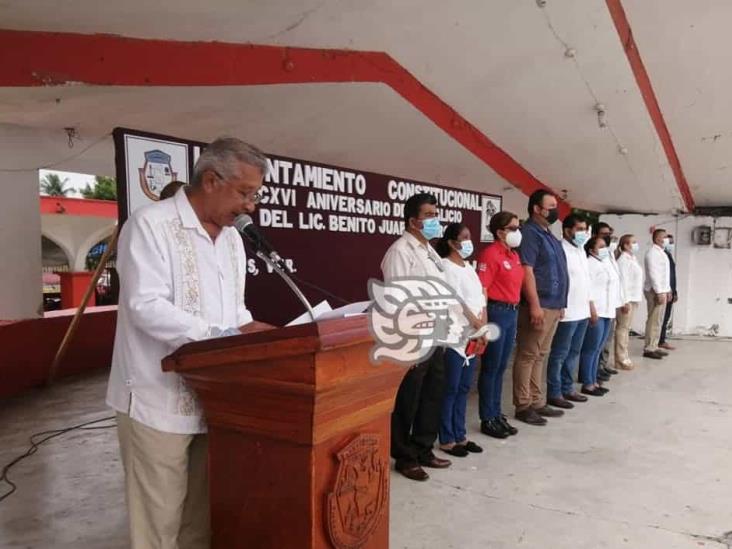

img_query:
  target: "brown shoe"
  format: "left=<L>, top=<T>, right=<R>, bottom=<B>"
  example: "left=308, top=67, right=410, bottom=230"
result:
left=659, top=342, right=676, bottom=350
left=534, top=405, right=565, bottom=417
left=564, top=392, right=588, bottom=403
left=396, top=463, right=429, bottom=481
left=547, top=397, right=574, bottom=409
left=418, top=455, right=452, bottom=469
left=515, top=408, right=547, bottom=426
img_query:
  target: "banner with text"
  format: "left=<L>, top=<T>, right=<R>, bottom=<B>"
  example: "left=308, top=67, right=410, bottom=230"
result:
left=114, top=128, right=502, bottom=325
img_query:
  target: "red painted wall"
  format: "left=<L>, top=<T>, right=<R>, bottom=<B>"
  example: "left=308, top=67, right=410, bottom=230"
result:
left=0, top=307, right=116, bottom=400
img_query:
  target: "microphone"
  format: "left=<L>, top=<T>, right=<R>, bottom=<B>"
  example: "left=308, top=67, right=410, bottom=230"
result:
left=234, top=214, right=289, bottom=272
left=233, top=214, right=315, bottom=320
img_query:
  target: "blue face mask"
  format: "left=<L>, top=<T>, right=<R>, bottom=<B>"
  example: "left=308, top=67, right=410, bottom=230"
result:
left=420, top=217, right=442, bottom=240
left=459, top=240, right=474, bottom=259
left=573, top=231, right=589, bottom=247
left=597, top=248, right=610, bottom=260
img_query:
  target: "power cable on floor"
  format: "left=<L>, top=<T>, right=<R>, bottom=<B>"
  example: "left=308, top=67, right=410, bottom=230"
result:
left=0, top=415, right=116, bottom=504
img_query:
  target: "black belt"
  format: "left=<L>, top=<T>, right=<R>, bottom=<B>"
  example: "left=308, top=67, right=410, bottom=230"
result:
left=487, top=299, right=520, bottom=311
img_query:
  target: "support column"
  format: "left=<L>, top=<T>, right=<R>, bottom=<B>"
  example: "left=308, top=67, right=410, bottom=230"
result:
left=57, top=271, right=96, bottom=309
left=0, top=171, right=42, bottom=320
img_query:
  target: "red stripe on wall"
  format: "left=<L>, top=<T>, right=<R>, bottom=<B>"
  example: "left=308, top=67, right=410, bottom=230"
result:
left=0, top=29, right=570, bottom=215
left=606, top=0, right=695, bottom=212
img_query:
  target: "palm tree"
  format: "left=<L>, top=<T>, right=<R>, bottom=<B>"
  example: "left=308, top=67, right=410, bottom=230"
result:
left=40, top=173, right=72, bottom=197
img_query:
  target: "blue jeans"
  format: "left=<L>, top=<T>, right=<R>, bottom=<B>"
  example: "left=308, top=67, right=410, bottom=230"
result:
left=579, top=318, right=612, bottom=385
left=547, top=319, right=589, bottom=398
left=478, top=304, right=519, bottom=421
left=439, top=349, right=477, bottom=444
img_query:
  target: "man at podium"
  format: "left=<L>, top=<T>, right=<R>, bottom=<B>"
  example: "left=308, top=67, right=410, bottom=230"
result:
left=106, top=137, right=269, bottom=549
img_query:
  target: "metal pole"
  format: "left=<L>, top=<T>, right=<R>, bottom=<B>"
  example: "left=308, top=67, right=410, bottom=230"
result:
left=256, top=251, right=316, bottom=321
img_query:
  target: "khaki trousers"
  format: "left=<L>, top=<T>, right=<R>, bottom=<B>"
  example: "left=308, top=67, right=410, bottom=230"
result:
left=644, top=291, right=665, bottom=352
left=512, top=306, right=561, bottom=412
left=116, top=413, right=210, bottom=549
left=615, top=302, right=638, bottom=366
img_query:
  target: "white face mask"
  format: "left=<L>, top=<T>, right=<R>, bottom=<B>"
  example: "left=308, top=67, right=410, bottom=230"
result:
left=631, top=242, right=639, bottom=253
left=505, top=229, right=522, bottom=248
left=662, top=237, right=670, bottom=248
left=597, top=248, right=610, bottom=260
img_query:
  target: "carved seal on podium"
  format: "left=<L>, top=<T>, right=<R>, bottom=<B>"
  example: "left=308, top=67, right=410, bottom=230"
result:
left=326, top=434, right=388, bottom=549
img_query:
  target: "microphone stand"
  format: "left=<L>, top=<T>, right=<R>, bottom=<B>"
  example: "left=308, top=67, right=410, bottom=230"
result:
left=255, top=250, right=316, bottom=322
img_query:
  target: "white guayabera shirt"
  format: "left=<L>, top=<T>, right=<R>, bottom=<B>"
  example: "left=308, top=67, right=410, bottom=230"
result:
left=106, top=189, right=252, bottom=434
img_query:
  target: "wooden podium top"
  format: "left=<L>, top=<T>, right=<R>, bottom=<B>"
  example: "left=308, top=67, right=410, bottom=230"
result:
left=162, top=315, right=372, bottom=374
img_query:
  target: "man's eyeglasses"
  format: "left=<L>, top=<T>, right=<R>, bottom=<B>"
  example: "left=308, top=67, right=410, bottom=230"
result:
left=213, top=171, right=263, bottom=204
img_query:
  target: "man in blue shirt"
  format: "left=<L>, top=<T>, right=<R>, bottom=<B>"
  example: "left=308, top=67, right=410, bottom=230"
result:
left=512, top=190, right=569, bottom=426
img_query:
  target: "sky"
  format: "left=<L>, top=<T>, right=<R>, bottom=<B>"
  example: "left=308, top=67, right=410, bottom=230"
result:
left=39, top=169, right=96, bottom=198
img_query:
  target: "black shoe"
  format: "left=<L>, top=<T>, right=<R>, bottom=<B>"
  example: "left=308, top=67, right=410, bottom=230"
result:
left=441, top=445, right=469, bottom=458
left=534, top=405, right=564, bottom=417
left=460, top=441, right=483, bottom=453
left=499, top=415, right=518, bottom=435
left=515, top=408, right=547, bottom=426
left=597, top=386, right=610, bottom=394
left=581, top=386, right=605, bottom=397
left=547, top=397, right=574, bottom=410
left=605, top=367, right=619, bottom=375
left=481, top=418, right=509, bottom=439
left=643, top=351, right=664, bottom=359
left=656, top=349, right=669, bottom=357
left=597, top=372, right=611, bottom=382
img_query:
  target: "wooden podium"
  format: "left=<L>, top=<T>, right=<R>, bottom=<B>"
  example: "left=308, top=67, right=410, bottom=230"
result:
left=162, top=316, right=404, bottom=549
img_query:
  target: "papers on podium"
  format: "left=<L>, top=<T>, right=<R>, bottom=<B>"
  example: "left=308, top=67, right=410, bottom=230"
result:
left=286, top=300, right=371, bottom=327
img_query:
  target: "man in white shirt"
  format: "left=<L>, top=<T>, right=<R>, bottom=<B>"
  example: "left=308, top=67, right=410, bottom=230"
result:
left=546, top=214, right=594, bottom=408
left=643, top=228, right=672, bottom=359
left=107, top=137, right=271, bottom=548
left=381, top=193, right=452, bottom=482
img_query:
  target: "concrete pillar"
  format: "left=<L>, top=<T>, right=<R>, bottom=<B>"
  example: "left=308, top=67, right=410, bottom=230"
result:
left=57, top=271, right=96, bottom=309
left=0, top=171, right=42, bottom=319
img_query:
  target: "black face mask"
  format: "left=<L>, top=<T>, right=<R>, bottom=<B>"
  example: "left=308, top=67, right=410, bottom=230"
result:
left=545, top=208, right=559, bottom=225
left=602, top=235, right=611, bottom=246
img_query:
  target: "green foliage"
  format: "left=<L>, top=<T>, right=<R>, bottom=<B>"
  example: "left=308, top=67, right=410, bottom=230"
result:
left=40, top=173, right=71, bottom=196
left=81, top=176, right=117, bottom=201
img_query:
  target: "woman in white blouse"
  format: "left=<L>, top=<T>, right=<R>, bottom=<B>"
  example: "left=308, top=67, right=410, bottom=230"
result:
left=579, top=236, right=622, bottom=396
left=435, top=222, right=486, bottom=457
left=614, top=234, right=644, bottom=370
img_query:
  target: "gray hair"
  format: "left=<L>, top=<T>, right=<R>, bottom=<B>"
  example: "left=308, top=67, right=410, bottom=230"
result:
left=192, top=137, right=268, bottom=186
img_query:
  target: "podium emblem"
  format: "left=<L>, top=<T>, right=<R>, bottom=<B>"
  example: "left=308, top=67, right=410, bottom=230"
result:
left=327, top=434, right=387, bottom=549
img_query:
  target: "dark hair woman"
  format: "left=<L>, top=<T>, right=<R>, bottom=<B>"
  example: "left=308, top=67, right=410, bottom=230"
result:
left=475, top=211, right=524, bottom=439
left=435, top=222, right=486, bottom=457
left=578, top=236, right=619, bottom=396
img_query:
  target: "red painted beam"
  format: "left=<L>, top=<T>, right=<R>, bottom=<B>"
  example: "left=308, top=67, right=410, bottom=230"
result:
left=0, top=29, right=570, bottom=214
left=606, top=0, right=695, bottom=212
left=40, top=196, right=117, bottom=217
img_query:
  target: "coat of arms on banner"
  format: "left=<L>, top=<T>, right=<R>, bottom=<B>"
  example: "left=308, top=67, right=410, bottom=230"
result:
left=327, top=434, right=387, bottom=549
left=138, top=149, right=177, bottom=200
